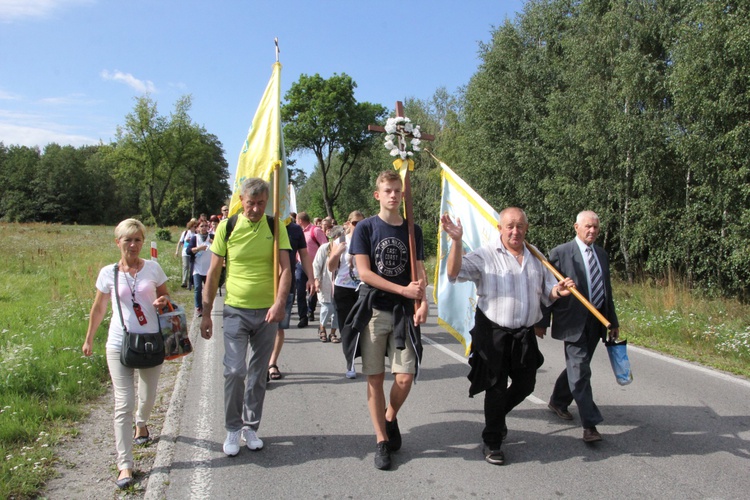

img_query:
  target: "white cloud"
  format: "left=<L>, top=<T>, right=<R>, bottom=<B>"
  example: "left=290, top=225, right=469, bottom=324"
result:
left=0, top=89, right=20, bottom=100
left=0, top=0, right=94, bottom=22
left=0, top=108, right=106, bottom=148
left=0, top=122, right=100, bottom=148
left=38, top=93, right=99, bottom=106
left=100, top=69, right=157, bottom=94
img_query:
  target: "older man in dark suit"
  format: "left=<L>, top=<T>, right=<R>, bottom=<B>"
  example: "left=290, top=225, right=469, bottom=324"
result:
left=536, top=210, right=619, bottom=443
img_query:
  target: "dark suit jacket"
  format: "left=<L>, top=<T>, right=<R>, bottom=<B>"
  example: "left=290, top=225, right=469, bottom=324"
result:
left=537, top=239, right=619, bottom=343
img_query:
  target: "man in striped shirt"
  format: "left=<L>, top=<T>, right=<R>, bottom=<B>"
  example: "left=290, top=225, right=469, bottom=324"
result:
left=442, top=207, right=575, bottom=466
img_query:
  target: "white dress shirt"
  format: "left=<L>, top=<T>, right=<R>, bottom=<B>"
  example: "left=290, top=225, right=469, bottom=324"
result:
left=451, top=236, right=557, bottom=328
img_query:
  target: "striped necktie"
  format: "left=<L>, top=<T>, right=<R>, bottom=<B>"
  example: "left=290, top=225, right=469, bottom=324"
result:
left=587, top=247, right=604, bottom=309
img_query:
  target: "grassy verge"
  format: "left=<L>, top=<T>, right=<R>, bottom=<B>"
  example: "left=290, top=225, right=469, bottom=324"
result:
left=0, top=223, right=185, bottom=499
left=615, top=278, right=750, bottom=377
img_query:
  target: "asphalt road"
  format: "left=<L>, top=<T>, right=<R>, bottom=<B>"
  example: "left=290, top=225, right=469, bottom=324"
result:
left=145, top=291, right=750, bottom=499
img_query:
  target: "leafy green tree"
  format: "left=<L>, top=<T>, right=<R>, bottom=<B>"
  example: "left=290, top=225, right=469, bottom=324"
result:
left=670, top=0, right=750, bottom=297
left=281, top=73, right=387, bottom=218
left=114, top=95, right=203, bottom=227
left=165, top=131, right=231, bottom=223
left=0, top=144, right=41, bottom=222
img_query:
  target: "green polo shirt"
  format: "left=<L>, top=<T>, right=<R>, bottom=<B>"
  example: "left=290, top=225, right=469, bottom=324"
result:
left=211, top=214, right=291, bottom=309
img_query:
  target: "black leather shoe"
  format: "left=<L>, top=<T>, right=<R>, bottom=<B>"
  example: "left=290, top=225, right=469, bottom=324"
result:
left=548, top=401, right=574, bottom=420
left=482, top=445, right=505, bottom=465
left=583, top=426, right=603, bottom=442
left=297, top=316, right=308, bottom=328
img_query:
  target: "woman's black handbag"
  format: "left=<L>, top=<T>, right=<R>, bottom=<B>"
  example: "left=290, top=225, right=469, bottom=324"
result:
left=114, top=264, right=165, bottom=368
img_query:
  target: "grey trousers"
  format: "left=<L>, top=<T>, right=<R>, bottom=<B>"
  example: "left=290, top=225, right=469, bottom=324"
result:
left=222, top=305, right=277, bottom=432
left=550, top=315, right=604, bottom=428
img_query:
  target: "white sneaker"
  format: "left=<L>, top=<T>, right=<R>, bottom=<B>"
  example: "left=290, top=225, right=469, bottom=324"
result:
left=345, top=368, right=356, bottom=379
left=223, top=430, right=241, bottom=456
left=242, top=427, right=264, bottom=451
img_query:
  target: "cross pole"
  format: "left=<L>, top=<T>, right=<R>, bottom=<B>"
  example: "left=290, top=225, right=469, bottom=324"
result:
left=368, top=101, right=435, bottom=292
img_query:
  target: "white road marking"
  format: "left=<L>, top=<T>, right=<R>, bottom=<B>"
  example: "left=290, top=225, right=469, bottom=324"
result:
left=628, top=344, right=750, bottom=389
left=188, top=310, right=221, bottom=498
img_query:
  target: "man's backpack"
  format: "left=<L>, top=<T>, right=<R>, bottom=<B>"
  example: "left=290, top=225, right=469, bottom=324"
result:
left=224, top=214, right=275, bottom=243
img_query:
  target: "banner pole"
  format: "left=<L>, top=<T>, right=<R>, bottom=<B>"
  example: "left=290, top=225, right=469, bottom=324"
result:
left=524, top=241, right=612, bottom=329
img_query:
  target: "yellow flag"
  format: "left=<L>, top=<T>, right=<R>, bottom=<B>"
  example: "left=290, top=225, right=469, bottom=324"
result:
left=228, top=62, right=289, bottom=220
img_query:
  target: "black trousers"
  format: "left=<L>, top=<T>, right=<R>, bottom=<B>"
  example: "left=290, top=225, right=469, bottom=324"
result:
left=482, top=335, right=538, bottom=448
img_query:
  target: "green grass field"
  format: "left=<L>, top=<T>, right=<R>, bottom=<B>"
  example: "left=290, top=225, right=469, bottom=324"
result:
left=0, top=224, right=748, bottom=498
left=0, top=223, right=187, bottom=499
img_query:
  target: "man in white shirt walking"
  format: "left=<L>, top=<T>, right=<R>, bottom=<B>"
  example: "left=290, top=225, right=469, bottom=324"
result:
left=442, top=207, right=575, bottom=466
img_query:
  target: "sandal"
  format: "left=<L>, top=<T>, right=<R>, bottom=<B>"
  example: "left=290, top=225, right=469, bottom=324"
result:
left=319, top=327, right=329, bottom=342
left=268, top=364, right=282, bottom=380
left=328, top=332, right=341, bottom=343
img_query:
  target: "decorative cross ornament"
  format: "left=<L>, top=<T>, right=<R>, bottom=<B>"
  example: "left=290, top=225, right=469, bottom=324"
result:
left=368, top=101, right=434, bottom=289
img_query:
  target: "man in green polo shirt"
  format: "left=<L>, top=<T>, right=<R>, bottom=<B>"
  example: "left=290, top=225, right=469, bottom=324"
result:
left=200, top=178, right=292, bottom=457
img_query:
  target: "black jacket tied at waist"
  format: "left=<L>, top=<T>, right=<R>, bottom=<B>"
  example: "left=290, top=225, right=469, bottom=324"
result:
left=467, top=308, right=544, bottom=397
left=340, top=283, right=423, bottom=379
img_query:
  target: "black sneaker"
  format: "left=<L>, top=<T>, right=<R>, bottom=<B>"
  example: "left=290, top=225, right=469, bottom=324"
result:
left=385, top=417, right=401, bottom=451
left=482, top=444, right=505, bottom=466
left=308, top=311, right=315, bottom=322
left=374, top=441, right=391, bottom=470
left=297, top=316, right=308, bottom=328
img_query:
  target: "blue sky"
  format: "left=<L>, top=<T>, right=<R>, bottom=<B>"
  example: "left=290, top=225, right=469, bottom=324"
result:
left=0, top=0, right=524, bottom=175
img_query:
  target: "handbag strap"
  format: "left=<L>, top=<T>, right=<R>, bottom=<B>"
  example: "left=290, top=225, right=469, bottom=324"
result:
left=113, top=264, right=129, bottom=334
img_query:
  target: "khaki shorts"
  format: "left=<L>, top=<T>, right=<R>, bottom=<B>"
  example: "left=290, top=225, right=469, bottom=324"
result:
left=360, top=308, right=417, bottom=375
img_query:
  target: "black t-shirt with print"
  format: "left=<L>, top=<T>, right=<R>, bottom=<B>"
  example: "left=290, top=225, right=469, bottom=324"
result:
left=350, top=215, right=424, bottom=309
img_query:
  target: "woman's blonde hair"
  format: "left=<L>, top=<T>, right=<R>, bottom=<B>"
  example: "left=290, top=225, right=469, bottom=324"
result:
left=115, top=218, right=146, bottom=240
left=346, top=211, right=364, bottom=235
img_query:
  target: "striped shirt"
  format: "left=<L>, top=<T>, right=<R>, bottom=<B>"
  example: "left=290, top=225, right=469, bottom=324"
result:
left=451, top=237, right=557, bottom=328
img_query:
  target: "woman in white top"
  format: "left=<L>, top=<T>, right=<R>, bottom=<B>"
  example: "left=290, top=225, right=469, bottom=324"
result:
left=175, top=218, right=197, bottom=288
left=328, top=211, right=365, bottom=378
left=83, top=219, right=171, bottom=489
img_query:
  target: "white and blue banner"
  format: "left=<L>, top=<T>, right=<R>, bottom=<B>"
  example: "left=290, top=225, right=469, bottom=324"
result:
left=434, top=159, right=499, bottom=355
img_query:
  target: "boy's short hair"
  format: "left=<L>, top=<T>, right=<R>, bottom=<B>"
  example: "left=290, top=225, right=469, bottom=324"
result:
left=376, top=170, right=402, bottom=188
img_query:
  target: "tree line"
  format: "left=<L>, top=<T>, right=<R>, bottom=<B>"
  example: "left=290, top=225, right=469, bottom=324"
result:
left=1, top=0, right=747, bottom=298
left=291, top=0, right=749, bottom=300
left=0, top=95, right=231, bottom=227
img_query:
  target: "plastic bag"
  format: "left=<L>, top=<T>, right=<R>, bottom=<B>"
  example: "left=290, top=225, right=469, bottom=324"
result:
left=605, top=339, right=633, bottom=386
left=159, top=303, right=192, bottom=360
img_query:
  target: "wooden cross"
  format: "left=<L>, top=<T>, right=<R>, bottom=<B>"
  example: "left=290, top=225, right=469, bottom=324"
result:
left=368, top=101, right=435, bottom=289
